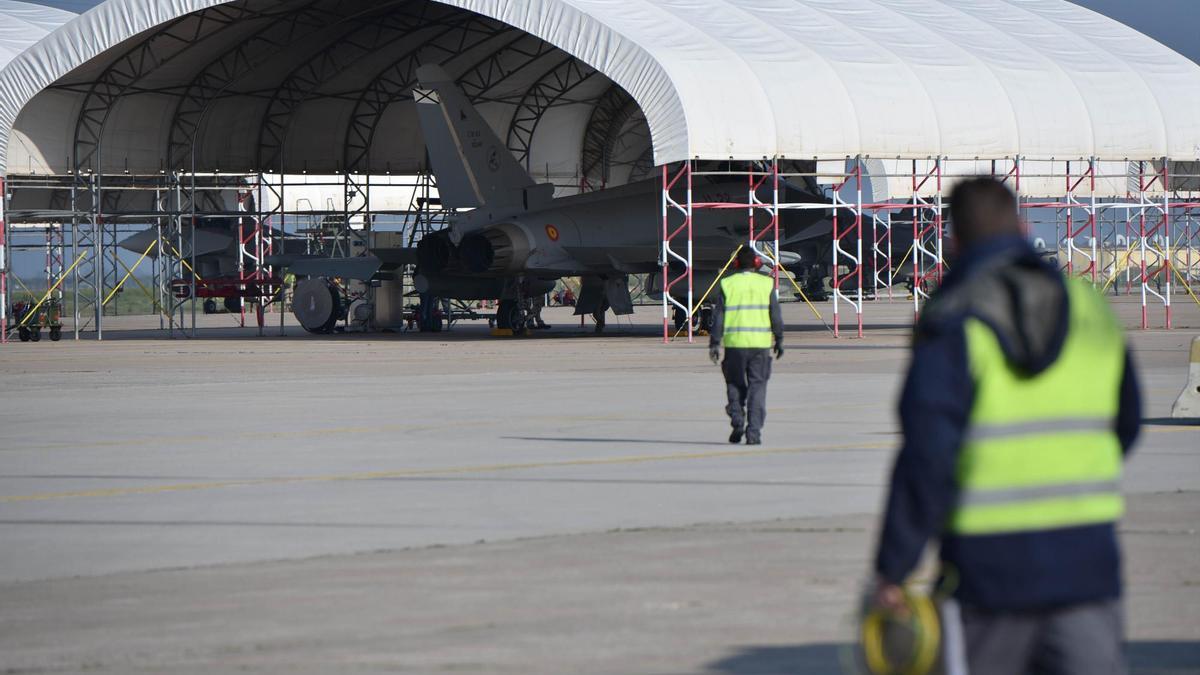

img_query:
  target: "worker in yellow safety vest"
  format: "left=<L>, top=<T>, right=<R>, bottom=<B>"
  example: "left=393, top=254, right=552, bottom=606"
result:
left=709, top=247, right=784, bottom=445
left=870, top=177, right=1142, bottom=675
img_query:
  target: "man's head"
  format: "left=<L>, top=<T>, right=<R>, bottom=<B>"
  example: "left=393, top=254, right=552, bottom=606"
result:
left=947, top=177, right=1020, bottom=252
left=736, top=247, right=761, bottom=270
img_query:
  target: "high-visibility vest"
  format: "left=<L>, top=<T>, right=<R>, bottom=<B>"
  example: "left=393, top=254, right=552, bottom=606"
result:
left=720, top=271, right=775, bottom=349
left=948, top=277, right=1126, bottom=536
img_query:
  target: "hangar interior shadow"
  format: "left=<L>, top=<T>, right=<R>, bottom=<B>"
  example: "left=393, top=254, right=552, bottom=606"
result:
left=702, top=641, right=1200, bottom=674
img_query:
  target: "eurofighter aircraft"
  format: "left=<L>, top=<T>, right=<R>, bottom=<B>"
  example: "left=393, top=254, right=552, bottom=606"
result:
left=285, top=65, right=838, bottom=334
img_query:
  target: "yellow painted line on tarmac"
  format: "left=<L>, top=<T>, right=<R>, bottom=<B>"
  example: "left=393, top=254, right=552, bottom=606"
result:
left=4, top=414, right=769, bottom=454
left=2, top=420, right=500, bottom=454
left=0, top=440, right=893, bottom=504
left=1147, top=426, right=1200, bottom=434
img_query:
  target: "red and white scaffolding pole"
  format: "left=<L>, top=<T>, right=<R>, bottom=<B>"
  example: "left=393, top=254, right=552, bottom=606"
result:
left=747, top=159, right=780, bottom=290
left=832, top=157, right=864, bottom=337
left=1162, top=159, right=1172, bottom=330
left=910, top=157, right=943, bottom=322
left=0, top=176, right=6, bottom=344
left=1063, top=158, right=1099, bottom=283
left=661, top=161, right=694, bottom=343
left=1135, top=159, right=1172, bottom=329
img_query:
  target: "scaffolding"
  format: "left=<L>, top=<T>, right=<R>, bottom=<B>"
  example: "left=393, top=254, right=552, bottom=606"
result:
left=655, top=156, right=1200, bottom=341
left=0, top=167, right=461, bottom=341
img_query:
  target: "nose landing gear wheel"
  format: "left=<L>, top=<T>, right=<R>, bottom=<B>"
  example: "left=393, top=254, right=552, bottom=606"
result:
left=496, top=299, right=527, bottom=336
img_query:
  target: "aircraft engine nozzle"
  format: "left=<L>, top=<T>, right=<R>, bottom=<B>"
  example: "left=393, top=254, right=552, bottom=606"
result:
left=416, top=232, right=454, bottom=274
left=459, top=224, right=529, bottom=274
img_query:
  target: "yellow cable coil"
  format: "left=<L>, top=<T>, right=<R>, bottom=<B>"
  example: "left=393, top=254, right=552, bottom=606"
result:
left=859, top=588, right=941, bottom=675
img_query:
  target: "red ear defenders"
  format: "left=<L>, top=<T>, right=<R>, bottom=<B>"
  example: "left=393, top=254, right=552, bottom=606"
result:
left=735, top=251, right=764, bottom=270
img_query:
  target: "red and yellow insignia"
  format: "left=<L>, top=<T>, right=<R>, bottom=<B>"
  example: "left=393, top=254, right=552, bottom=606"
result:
left=545, top=224, right=560, bottom=242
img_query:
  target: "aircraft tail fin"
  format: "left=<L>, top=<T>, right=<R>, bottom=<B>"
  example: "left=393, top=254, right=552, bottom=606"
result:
left=414, top=65, right=550, bottom=210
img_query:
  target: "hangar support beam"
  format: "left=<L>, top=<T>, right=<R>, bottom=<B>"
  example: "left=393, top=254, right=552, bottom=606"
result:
left=342, top=23, right=544, bottom=174
left=579, top=85, right=637, bottom=190
left=71, top=2, right=267, bottom=175
left=166, top=0, right=353, bottom=172
left=255, top=0, right=455, bottom=173
left=506, top=57, right=596, bottom=171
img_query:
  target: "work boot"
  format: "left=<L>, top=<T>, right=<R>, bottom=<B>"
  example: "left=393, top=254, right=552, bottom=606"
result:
left=745, top=434, right=762, bottom=446
left=728, top=427, right=744, bottom=444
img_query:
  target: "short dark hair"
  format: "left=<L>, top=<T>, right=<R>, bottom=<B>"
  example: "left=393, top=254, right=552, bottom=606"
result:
left=947, top=177, right=1020, bottom=248
left=736, top=246, right=760, bottom=268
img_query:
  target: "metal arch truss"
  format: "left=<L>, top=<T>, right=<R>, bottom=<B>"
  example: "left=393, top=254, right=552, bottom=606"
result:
left=71, top=2, right=264, bottom=174
left=255, top=0, right=454, bottom=172
left=506, top=57, right=596, bottom=171
left=579, top=85, right=638, bottom=190
left=628, top=146, right=656, bottom=184
left=342, top=21, right=545, bottom=174
left=166, top=0, right=355, bottom=171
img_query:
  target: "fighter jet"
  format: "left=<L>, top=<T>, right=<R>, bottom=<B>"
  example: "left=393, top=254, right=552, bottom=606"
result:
left=118, top=197, right=307, bottom=315
left=398, top=65, right=836, bottom=331
left=278, top=65, right=835, bottom=334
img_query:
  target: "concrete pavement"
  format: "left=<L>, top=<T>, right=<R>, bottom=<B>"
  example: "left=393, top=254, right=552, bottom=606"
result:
left=0, top=299, right=1197, bottom=672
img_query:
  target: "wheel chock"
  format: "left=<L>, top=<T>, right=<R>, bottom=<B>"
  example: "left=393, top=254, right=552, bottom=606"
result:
left=1170, top=336, right=1200, bottom=420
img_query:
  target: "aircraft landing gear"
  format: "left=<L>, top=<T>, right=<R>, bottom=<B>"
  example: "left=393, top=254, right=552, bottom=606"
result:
left=592, top=300, right=608, bottom=334
left=672, top=305, right=712, bottom=335
left=496, top=299, right=527, bottom=336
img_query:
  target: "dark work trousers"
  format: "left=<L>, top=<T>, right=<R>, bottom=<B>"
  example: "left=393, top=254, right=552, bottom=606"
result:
left=722, top=347, right=772, bottom=438
left=940, top=599, right=1125, bottom=675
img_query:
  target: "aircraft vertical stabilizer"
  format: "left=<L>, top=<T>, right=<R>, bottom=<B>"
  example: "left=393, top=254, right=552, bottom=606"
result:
left=414, top=65, right=552, bottom=211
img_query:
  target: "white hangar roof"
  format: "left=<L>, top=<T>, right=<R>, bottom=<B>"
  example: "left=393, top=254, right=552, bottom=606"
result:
left=1, top=0, right=1198, bottom=179
left=0, top=1, right=74, bottom=67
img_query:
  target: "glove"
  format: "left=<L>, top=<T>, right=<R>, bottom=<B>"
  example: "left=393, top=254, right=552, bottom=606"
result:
left=709, top=346, right=721, bottom=365
left=773, top=343, right=784, bottom=361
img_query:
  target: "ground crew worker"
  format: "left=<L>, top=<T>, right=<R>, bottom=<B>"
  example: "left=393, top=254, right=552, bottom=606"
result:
left=870, top=177, right=1142, bottom=674
left=709, top=247, right=784, bottom=445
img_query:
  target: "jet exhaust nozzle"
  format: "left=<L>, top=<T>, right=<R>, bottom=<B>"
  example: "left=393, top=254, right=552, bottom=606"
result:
left=416, top=233, right=454, bottom=274
left=459, top=224, right=527, bottom=274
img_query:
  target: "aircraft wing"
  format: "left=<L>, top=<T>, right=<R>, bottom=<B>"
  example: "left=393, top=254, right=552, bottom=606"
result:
left=266, top=255, right=383, bottom=281
left=119, top=227, right=233, bottom=259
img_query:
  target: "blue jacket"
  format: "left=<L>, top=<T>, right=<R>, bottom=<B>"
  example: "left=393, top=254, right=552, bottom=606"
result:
left=874, top=235, right=1142, bottom=611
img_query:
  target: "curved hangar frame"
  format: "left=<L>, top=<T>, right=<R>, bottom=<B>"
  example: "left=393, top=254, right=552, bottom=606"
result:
left=1, top=0, right=1200, bottom=344
left=2, top=0, right=1200, bottom=183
